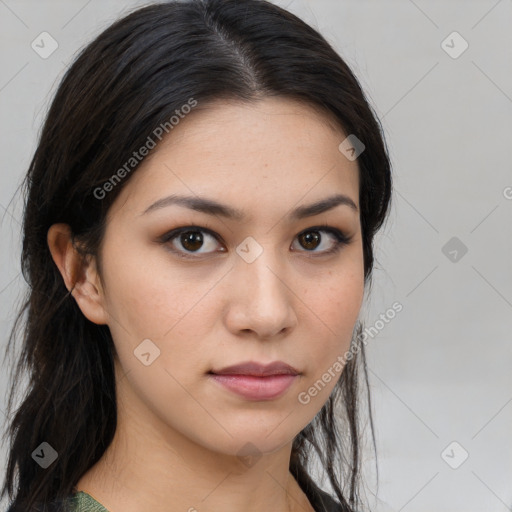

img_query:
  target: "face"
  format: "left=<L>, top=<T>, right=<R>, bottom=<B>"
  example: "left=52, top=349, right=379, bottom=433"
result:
left=90, top=97, right=364, bottom=460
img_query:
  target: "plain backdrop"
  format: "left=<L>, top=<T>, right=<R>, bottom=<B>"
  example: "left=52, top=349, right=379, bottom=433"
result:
left=1, top=1, right=511, bottom=511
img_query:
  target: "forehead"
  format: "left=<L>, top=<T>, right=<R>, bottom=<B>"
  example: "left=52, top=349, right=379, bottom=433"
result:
left=110, top=97, right=360, bottom=219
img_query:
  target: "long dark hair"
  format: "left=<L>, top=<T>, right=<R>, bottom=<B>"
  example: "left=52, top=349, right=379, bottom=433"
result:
left=1, top=1, right=392, bottom=510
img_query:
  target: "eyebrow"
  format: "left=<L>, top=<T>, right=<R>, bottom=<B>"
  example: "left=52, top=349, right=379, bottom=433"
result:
left=141, top=193, right=358, bottom=221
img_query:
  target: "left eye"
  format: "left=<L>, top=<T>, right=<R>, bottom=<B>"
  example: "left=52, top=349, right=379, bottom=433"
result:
left=160, top=225, right=351, bottom=259
left=291, top=227, right=349, bottom=255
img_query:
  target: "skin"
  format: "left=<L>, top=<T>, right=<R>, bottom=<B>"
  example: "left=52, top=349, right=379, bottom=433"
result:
left=48, top=97, right=364, bottom=512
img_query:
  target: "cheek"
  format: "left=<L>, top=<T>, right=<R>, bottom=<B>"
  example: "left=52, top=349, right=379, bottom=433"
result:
left=100, top=247, right=213, bottom=405
left=99, top=241, right=221, bottom=388
left=330, top=280, right=364, bottom=336
left=311, top=264, right=364, bottom=330
left=100, top=242, right=200, bottom=338
left=300, top=265, right=364, bottom=378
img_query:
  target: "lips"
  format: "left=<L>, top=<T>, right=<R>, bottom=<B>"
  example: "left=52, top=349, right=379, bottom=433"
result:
left=209, top=360, right=299, bottom=377
left=208, top=360, right=300, bottom=401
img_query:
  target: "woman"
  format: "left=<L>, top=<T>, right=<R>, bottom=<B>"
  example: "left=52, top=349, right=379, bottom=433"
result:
left=1, top=0, right=392, bottom=511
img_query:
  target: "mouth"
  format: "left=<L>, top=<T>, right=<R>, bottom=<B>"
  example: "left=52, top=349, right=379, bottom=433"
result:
left=208, top=360, right=300, bottom=401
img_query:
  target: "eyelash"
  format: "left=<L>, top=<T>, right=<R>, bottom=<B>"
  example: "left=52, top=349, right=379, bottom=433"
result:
left=158, top=223, right=353, bottom=260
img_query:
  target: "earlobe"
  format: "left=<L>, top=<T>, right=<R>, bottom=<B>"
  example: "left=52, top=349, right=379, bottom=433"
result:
left=47, top=223, right=109, bottom=325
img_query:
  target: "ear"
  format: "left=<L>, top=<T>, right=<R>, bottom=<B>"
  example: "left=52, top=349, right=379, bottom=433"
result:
left=47, top=223, right=109, bottom=325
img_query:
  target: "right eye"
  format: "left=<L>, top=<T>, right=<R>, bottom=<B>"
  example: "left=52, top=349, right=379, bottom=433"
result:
left=160, top=226, right=226, bottom=259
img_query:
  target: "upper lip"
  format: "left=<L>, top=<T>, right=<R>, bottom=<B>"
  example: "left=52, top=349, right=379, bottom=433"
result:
left=210, top=361, right=299, bottom=377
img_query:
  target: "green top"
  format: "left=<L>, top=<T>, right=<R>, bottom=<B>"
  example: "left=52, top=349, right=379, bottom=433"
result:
left=7, top=483, right=340, bottom=511
left=70, top=487, right=341, bottom=512
left=73, top=491, right=110, bottom=512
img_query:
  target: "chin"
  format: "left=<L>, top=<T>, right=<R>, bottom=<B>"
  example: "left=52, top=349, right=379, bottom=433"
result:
left=195, top=424, right=299, bottom=462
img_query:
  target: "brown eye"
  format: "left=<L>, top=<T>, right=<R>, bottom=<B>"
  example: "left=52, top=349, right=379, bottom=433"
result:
left=180, top=231, right=204, bottom=252
left=161, top=226, right=224, bottom=259
left=291, top=226, right=351, bottom=256
left=298, top=231, right=321, bottom=250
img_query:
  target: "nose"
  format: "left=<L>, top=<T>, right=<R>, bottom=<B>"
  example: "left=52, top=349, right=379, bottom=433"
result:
left=223, top=247, right=298, bottom=339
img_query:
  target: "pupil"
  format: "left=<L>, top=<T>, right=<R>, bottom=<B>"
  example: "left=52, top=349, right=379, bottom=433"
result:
left=301, top=232, right=319, bottom=250
left=182, top=231, right=203, bottom=251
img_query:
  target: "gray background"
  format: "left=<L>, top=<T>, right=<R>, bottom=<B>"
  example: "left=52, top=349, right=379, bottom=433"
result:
left=1, top=1, right=511, bottom=511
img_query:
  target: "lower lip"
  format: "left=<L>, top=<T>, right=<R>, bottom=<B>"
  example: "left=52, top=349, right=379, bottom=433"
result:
left=209, top=373, right=298, bottom=401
